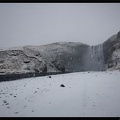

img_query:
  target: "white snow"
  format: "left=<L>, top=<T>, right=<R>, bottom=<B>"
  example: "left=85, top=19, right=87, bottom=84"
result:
left=0, top=71, right=120, bottom=117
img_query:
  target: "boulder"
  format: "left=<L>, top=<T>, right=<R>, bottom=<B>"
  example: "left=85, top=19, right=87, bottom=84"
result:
left=60, top=84, right=65, bottom=87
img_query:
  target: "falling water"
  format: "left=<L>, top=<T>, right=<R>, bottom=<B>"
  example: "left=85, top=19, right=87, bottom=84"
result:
left=82, top=44, right=104, bottom=71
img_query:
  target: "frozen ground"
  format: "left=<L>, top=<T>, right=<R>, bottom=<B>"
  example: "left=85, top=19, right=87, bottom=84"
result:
left=0, top=71, right=120, bottom=117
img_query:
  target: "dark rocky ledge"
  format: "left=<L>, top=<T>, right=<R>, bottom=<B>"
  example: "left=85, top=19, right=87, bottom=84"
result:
left=0, top=71, right=70, bottom=82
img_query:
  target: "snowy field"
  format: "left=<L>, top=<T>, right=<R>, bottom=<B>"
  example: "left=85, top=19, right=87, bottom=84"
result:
left=0, top=71, right=120, bottom=117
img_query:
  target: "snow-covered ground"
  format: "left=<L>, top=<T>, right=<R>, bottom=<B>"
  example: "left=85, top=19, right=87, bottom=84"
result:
left=0, top=71, right=120, bottom=117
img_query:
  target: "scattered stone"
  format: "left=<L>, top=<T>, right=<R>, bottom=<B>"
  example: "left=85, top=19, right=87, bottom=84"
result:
left=7, top=106, right=10, bottom=109
left=14, top=96, right=16, bottom=97
left=3, top=100, right=7, bottom=103
left=60, top=84, right=65, bottom=87
left=48, top=76, right=51, bottom=78
left=15, top=112, right=19, bottom=114
left=5, top=103, right=9, bottom=105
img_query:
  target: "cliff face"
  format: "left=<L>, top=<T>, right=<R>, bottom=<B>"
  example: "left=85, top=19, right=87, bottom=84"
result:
left=29, top=42, right=89, bottom=72
left=0, top=31, right=120, bottom=80
left=0, top=42, right=105, bottom=77
left=103, top=31, right=120, bottom=70
left=0, top=49, right=47, bottom=74
left=24, top=42, right=105, bottom=72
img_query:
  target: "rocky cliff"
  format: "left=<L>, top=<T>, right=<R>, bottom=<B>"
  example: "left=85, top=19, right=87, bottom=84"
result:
left=0, top=31, right=120, bottom=81
left=103, top=31, right=120, bottom=70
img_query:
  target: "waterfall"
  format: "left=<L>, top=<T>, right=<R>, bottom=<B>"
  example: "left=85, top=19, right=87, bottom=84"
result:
left=82, top=44, right=104, bottom=71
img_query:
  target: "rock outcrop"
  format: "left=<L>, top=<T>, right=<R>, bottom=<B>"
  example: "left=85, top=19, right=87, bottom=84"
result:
left=103, top=31, right=120, bottom=70
left=0, top=30, right=120, bottom=81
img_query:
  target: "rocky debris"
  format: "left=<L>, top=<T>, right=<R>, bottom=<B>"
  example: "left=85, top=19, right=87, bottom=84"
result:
left=60, top=84, right=65, bottom=87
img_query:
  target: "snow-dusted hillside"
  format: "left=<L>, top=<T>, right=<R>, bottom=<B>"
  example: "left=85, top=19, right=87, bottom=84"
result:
left=0, top=71, right=120, bottom=117
left=0, top=41, right=105, bottom=80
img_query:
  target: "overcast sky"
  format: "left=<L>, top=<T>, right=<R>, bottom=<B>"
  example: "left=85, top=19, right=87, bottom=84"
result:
left=0, top=3, right=120, bottom=48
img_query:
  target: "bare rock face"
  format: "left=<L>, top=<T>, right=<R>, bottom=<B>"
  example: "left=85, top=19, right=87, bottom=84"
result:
left=103, top=31, right=120, bottom=70
left=52, top=59, right=65, bottom=73
left=31, top=42, right=90, bottom=72
left=0, top=49, right=47, bottom=75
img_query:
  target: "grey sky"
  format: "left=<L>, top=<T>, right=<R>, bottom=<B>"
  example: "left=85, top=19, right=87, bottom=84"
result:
left=0, top=3, right=120, bottom=48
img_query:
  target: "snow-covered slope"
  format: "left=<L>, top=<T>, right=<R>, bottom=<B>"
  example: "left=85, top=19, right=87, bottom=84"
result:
left=0, top=71, right=120, bottom=117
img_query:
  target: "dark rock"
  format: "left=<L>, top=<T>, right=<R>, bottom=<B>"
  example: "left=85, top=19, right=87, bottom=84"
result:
left=60, top=84, right=65, bottom=87
left=23, top=59, right=30, bottom=63
left=5, top=103, right=9, bottom=105
left=48, top=75, right=51, bottom=78
left=15, top=112, right=19, bottom=114
left=3, top=100, right=7, bottom=103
